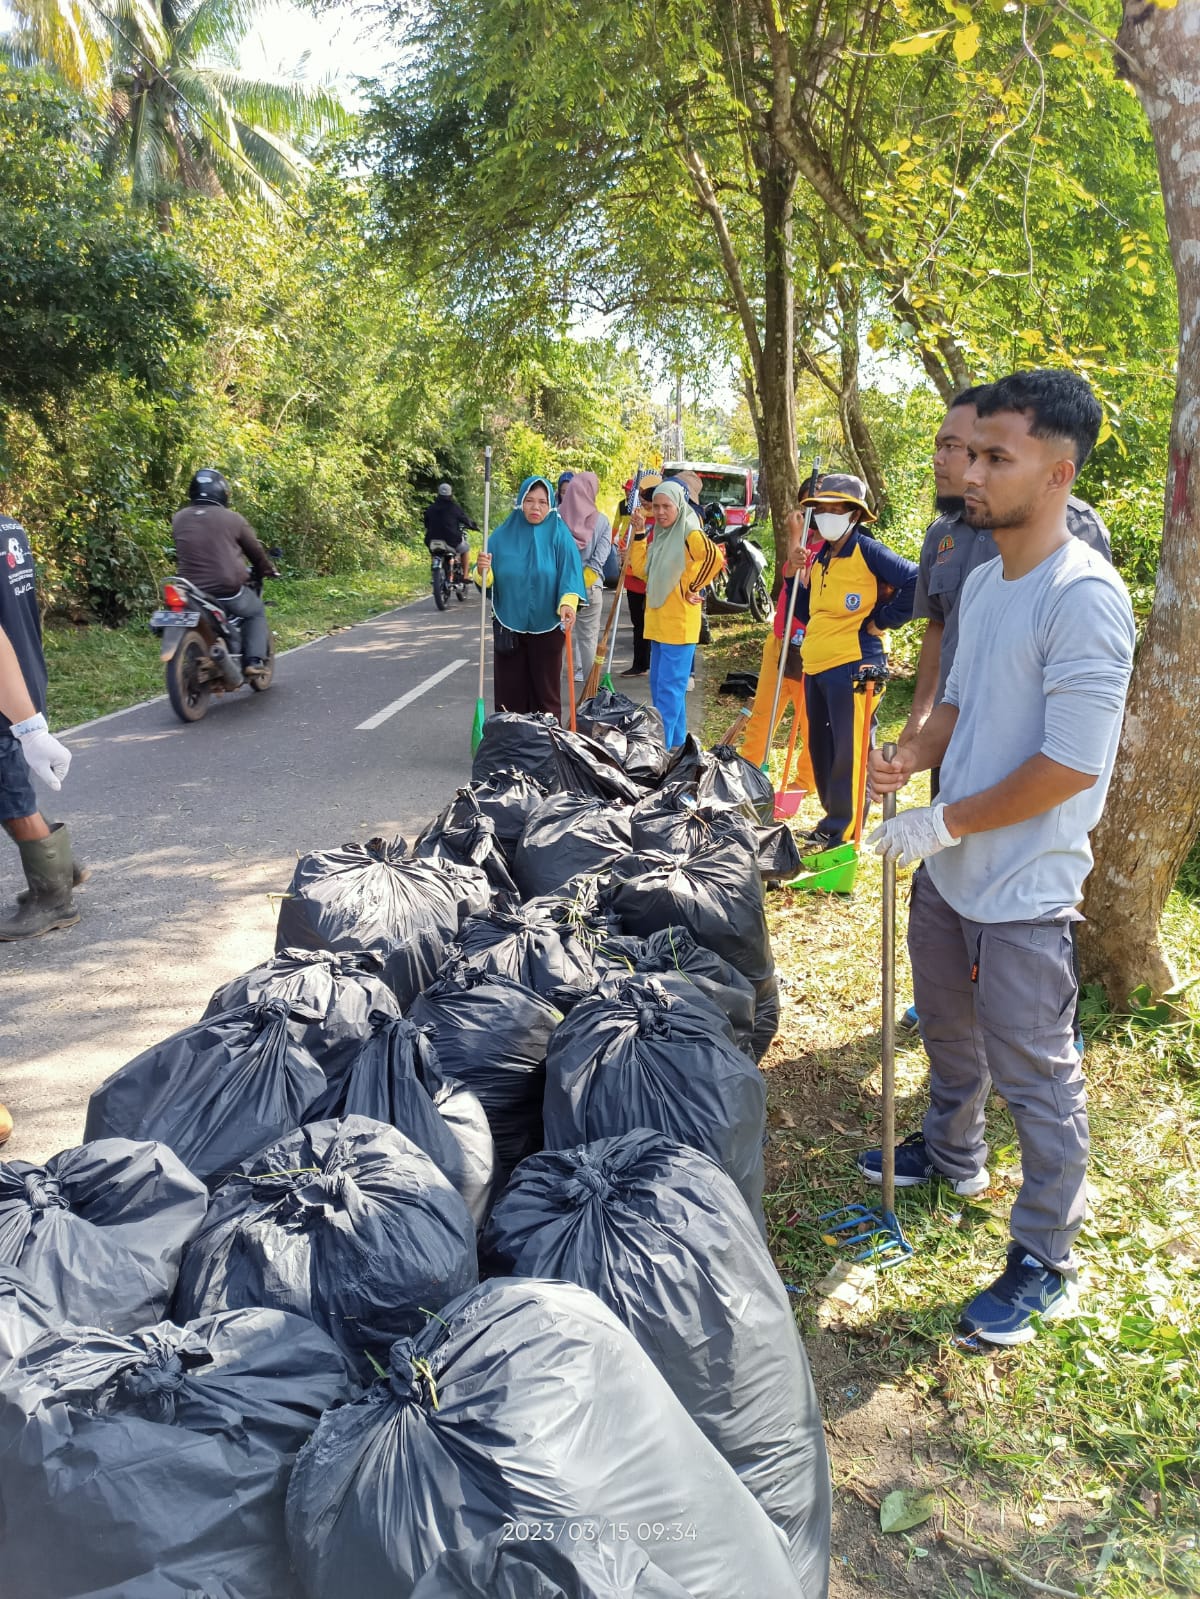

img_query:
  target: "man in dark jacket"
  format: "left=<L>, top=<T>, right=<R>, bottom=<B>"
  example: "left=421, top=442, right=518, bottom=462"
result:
left=422, top=483, right=478, bottom=563
left=0, top=512, right=81, bottom=956
left=171, top=469, right=277, bottom=678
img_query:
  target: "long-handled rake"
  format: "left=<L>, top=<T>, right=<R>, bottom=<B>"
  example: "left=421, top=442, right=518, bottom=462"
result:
left=818, top=742, right=913, bottom=1268
left=470, top=446, right=493, bottom=754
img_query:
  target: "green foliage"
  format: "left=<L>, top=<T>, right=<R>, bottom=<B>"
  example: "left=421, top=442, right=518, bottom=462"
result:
left=0, top=67, right=206, bottom=413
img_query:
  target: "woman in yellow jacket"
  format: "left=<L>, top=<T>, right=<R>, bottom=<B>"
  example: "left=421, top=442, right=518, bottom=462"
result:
left=628, top=480, right=724, bottom=746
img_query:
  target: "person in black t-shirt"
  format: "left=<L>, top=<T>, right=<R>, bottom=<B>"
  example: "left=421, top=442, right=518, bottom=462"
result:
left=0, top=516, right=84, bottom=1138
left=422, top=483, right=478, bottom=564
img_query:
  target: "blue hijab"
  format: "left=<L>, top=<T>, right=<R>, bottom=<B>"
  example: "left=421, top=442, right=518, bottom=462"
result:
left=488, top=475, right=587, bottom=634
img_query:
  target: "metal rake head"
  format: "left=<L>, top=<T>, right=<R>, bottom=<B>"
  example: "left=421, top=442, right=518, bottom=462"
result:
left=819, top=1201, right=913, bottom=1269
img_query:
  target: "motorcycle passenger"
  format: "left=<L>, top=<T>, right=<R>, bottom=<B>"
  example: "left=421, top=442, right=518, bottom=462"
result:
left=423, top=483, right=478, bottom=573
left=171, top=470, right=278, bottom=680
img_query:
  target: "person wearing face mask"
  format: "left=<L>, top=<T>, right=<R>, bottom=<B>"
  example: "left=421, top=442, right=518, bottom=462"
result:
left=476, top=476, right=586, bottom=722
left=792, top=473, right=918, bottom=849
left=627, top=480, right=724, bottom=746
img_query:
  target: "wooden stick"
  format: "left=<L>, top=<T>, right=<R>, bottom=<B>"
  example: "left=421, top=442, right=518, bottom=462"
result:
left=584, top=522, right=636, bottom=700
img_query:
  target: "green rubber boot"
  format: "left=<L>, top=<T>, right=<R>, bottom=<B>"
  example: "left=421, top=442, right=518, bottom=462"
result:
left=0, top=823, right=81, bottom=940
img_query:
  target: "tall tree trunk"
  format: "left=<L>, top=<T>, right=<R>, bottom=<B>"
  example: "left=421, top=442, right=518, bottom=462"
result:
left=760, top=161, right=801, bottom=581
left=1079, top=0, right=1200, bottom=1004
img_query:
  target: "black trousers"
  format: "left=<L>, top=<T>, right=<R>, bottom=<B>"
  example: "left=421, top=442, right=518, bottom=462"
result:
left=493, top=623, right=566, bottom=722
left=626, top=591, right=651, bottom=672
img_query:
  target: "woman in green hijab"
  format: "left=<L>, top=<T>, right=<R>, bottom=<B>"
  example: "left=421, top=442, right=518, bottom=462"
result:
left=627, top=479, right=723, bottom=745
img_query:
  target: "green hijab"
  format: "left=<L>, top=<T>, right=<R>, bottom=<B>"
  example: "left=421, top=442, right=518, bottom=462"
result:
left=646, top=480, right=702, bottom=610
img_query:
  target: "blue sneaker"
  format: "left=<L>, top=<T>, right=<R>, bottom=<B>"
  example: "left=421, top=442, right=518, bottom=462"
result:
left=856, top=1132, right=989, bottom=1197
left=1073, top=1030, right=1085, bottom=1059
left=900, top=1004, right=920, bottom=1032
left=959, top=1249, right=1079, bottom=1346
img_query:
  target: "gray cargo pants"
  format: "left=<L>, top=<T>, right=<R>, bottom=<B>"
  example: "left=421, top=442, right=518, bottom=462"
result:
left=213, top=586, right=270, bottom=663
left=907, top=865, right=1086, bottom=1276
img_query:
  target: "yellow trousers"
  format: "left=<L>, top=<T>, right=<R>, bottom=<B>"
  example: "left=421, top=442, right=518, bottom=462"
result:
left=738, top=634, right=816, bottom=790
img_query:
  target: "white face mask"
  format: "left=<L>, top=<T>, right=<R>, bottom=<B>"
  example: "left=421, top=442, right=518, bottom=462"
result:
left=814, top=510, right=855, bottom=540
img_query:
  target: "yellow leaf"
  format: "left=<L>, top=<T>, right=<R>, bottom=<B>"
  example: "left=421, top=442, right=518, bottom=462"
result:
left=889, top=29, right=949, bottom=55
left=866, top=323, right=888, bottom=352
left=1096, top=418, right=1112, bottom=445
left=938, top=0, right=973, bottom=20
left=953, top=22, right=981, bottom=61
left=1049, top=41, right=1073, bottom=57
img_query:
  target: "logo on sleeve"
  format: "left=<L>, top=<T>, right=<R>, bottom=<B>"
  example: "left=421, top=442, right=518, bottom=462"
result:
left=845, top=593, right=862, bottom=612
left=6, top=538, right=25, bottom=570
left=935, top=533, right=955, bottom=565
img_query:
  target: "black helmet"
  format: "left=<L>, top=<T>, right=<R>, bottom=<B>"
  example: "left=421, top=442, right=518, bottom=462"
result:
left=188, top=468, right=230, bottom=506
left=702, top=501, right=727, bottom=536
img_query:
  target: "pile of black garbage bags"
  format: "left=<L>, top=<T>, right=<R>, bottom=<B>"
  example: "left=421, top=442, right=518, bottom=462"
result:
left=0, top=699, right=830, bottom=1599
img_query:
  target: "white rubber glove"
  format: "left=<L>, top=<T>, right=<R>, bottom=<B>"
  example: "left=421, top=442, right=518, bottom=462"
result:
left=868, top=802, right=960, bottom=868
left=12, top=714, right=71, bottom=791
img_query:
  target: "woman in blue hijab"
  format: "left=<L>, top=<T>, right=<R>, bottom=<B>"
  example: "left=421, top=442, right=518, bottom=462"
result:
left=476, top=475, right=586, bottom=721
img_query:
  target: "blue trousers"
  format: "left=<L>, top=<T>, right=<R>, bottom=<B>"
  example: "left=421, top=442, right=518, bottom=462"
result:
left=803, top=661, right=874, bottom=842
left=649, top=641, right=695, bottom=747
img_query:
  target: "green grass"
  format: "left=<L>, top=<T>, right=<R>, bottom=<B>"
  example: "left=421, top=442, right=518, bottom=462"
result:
left=43, top=547, right=428, bottom=729
left=700, top=611, right=1200, bottom=1599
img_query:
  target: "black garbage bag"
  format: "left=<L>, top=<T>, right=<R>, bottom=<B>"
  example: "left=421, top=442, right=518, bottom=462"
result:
left=692, top=744, right=775, bottom=824
left=0, top=1139, right=208, bottom=1333
left=410, top=1529, right=693, bottom=1599
left=481, top=1132, right=831, bottom=1597
left=311, top=1016, right=495, bottom=1226
left=274, top=836, right=489, bottom=1005
left=285, top=1278, right=803, bottom=1599
left=576, top=687, right=666, bottom=744
left=629, top=788, right=758, bottom=859
left=756, top=819, right=804, bottom=882
left=414, top=789, right=520, bottom=905
left=85, top=1000, right=326, bottom=1187
left=522, top=873, right=619, bottom=942
left=0, top=1263, right=54, bottom=1367
left=514, top=792, right=633, bottom=900
left=593, top=926, right=757, bottom=1058
left=466, top=767, right=549, bottom=864
left=173, top=1117, right=477, bottom=1371
left=407, top=965, right=562, bottom=1180
left=606, top=841, right=774, bottom=985
left=542, top=975, right=767, bottom=1221
left=753, top=973, right=781, bottom=1061
left=0, top=1307, right=352, bottom=1599
left=576, top=689, right=669, bottom=786
left=203, top=947, right=401, bottom=1092
left=657, top=732, right=702, bottom=785
left=449, top=904, right=598, bottom=1011
left=472, top=714, right=642, bottom=803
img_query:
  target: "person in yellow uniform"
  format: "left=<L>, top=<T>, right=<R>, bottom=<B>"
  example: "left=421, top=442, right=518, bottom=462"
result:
left=793, top=474, right=917, bottom=849
left=627, top=480, right=724, bottom=745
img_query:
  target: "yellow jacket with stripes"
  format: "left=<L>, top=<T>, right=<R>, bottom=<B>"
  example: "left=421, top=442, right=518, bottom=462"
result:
left=628, top=529, right=725, bottom=645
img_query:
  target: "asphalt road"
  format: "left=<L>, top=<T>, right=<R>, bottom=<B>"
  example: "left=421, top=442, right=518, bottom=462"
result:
left=0, top=587, right=656, bottom=1165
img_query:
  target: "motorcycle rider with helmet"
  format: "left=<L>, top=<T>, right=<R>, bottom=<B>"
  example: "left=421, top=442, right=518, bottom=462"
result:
left=422, top=483, right=478, bottom=573
left=171, top=470, right=278, bottom=680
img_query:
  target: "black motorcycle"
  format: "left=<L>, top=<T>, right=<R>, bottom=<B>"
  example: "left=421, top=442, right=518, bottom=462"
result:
left=429, top=540, right=469, bottom=610
left=702, top=504, right=771, bottom=622
left=150, top=559, right=280, bottom=724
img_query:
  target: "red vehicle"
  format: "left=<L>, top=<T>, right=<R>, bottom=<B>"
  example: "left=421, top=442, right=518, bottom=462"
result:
left=661, top=461, right=758, bottom=527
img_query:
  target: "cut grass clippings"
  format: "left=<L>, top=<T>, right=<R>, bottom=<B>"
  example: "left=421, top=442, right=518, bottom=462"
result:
left=699, top=611, right=1200, bottom=1599
left=43, top=546, right=429, bottom=730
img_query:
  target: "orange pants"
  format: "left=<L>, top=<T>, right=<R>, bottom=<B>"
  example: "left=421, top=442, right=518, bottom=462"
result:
left=738, top=633, right=816, bottom=790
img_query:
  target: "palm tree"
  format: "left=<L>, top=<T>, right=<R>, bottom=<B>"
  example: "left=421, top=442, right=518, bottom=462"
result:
left=3, top=0, right=350, bottom=213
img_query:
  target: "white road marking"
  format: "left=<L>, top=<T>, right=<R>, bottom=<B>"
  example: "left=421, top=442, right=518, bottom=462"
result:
left=356, top=658, right=470, bottom=731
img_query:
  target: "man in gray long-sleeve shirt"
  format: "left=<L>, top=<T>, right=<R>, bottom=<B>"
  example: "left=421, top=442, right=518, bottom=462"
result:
left=862, top=369, right=1135, bottom=1348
